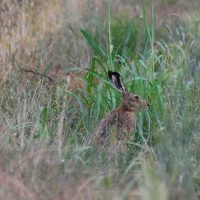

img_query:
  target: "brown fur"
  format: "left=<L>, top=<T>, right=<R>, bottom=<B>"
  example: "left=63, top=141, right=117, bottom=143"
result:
left=92, top=72, right=149, bottom=150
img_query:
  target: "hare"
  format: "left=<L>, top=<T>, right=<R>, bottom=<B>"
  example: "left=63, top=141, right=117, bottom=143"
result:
left=92, top=71, right=150, bottom=149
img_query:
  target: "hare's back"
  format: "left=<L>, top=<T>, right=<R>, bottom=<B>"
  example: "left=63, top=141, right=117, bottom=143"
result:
left=92, top=111, right=118, bottom=144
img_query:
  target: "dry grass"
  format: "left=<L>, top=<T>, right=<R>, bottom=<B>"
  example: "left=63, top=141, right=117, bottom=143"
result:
left=0, top=0, right=200, bottom=200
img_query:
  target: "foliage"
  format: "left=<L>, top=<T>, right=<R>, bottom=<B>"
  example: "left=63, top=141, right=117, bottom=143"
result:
left=0, top=1, right=200, bottom=200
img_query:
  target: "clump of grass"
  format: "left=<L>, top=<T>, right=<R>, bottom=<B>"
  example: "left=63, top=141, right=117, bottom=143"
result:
left=80, top=6, right=200, bottom=199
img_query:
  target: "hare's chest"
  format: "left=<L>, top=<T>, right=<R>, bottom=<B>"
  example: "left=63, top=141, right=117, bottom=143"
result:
left=117, top=112, right=136, bottom=133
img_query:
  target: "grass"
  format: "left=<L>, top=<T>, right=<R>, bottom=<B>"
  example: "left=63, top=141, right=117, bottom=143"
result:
left=0, top=1, right=200, bottom=200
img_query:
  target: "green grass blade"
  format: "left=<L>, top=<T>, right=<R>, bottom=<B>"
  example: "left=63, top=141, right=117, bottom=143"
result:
left=81, top=29, right=107, bottom=60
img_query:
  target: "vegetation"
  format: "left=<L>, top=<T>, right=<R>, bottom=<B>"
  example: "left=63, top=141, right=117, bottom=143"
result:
left=0, top=1, right=199, bottom=199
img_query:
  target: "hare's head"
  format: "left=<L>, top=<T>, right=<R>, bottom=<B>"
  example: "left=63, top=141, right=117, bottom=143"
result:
left=108, top=71, right=150, bottom=112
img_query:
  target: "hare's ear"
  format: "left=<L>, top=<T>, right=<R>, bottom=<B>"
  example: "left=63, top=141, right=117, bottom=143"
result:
left=108, top=71, right=127, bottom=93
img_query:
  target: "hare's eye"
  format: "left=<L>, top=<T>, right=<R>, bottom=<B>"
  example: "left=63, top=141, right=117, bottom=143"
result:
left=134, top=95, right=140, bottom=100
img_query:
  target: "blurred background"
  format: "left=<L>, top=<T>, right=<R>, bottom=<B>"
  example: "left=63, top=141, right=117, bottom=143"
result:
left=1, top=0, right=200, bottom=72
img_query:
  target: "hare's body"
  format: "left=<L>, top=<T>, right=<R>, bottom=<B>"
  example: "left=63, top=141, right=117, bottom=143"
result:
left=93, top=109, right=136, bottom=147
left=93, top=71, right=149, bottom=149
left=92, top=71, right=150, bottom=149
